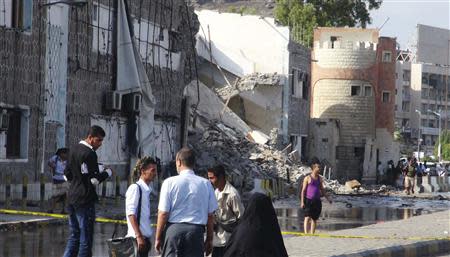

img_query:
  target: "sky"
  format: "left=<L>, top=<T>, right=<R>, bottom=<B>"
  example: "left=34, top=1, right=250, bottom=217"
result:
left=368, top=0, right=450, bottom=49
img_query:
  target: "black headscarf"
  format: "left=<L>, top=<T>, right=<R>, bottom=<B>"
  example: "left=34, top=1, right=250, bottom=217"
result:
left=223, top=193, right=288, bottom=257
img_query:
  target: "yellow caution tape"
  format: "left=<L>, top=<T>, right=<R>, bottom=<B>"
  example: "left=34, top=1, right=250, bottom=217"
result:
left=281, top=231, right=450, bottom=241
left=1, top=209, right=449, bottom=241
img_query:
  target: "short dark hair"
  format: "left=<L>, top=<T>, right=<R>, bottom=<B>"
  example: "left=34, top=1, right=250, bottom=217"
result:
left=176, top=147, right=195, bottom=168
left=133, top=156, right=157, bottom=180
left=208, top=165, right=226, bottom=179
left=87, top=125, right=105, bottom=138
left=56, top=148, right=69, bottom=156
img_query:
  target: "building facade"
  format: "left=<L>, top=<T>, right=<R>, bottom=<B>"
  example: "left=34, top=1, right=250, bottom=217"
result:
left=310, top=27, right=398, bottom=182
left=0, top=0, right=199, bottom=183
left=395, top=24, right=450, bottom=159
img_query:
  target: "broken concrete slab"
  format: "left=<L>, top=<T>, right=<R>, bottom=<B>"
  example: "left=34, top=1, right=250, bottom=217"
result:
left=345, top=180, right=362, bottom=191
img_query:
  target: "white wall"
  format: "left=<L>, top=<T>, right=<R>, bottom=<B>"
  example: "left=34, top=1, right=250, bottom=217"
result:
left=195, top=10, right=290, bottom=77
left=417, top=24, right=450, bottom=66
left=91, top=116, right=128, bottom=164
left=93, top=2, right=181, bottom=70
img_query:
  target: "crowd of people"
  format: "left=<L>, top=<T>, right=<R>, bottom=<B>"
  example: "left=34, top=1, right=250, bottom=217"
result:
left=55, top=125, right=334, bottom=257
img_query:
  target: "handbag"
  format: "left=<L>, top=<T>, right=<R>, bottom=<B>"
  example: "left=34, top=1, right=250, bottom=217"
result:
left=107, top=184, right=142, bottom=257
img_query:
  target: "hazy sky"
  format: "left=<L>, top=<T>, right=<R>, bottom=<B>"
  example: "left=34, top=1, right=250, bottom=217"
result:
left=368, top=0, right=450, bottom=49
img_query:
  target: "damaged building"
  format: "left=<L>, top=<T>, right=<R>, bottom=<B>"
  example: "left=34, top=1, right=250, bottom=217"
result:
left=0, top=0, right=199, bottom=183
left=309, top=27, right=399, bottom=183
left=195, top=9, right=311, bottom=159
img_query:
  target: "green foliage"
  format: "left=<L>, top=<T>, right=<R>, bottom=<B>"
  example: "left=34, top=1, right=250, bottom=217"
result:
left=225, top=6, right=258, bottom=15
left=421, top=155, right=435, bottom=163
left=274, top=0, right=382, bottom=46
left=434, top=130, right=450, bottom=161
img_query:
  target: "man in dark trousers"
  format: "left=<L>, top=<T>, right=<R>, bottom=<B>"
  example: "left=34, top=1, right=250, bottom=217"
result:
left=63, top=125, right=112, bottom=257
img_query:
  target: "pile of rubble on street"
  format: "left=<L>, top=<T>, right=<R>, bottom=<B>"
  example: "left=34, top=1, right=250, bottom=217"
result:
left=188, top=114, right=311, bottom=192
left=184, top=80, right=394, bottom=196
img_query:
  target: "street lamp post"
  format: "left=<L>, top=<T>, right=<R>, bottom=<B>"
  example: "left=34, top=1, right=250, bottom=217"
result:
left=415, top=110, right=421, bottom=161
left=428, top=109, right=442, bottom=162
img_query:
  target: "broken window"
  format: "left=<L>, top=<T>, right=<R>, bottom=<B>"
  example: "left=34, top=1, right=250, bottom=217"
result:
left=302, top=74, right=309, bottom=100
left=0, top=0, right=32, bottom=31
left=351, top=86, right=361, bottom=96
left=354, top=147, right=364, bottom=158
left=382, top=51, right=392, bottom=63
left=382, top=91, right=390, bottom=103
left=0, top=107, right=29, bottom=160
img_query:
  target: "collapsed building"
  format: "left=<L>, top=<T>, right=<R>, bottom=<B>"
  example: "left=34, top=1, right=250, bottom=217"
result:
left=195, top=9, right=311, bottom=160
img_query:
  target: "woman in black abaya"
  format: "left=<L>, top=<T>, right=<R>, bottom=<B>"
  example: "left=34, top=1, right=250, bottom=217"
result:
left=223, top=192, right=288, bottom=257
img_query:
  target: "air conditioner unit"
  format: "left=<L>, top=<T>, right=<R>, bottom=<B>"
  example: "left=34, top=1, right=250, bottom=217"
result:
left=122, top=93, right=142, bottom=113
left=104, top=91, right=122, bottom=111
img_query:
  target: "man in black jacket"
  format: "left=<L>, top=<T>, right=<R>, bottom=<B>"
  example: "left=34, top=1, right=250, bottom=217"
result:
left=63, top=125, right=112, bottom=257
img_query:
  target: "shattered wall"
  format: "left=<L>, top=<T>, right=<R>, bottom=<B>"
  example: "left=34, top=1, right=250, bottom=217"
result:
left=65, top=0, right=200, bottom=176
left=0, top=0, right=200, bottom=182
left=287, top=41, right=311, bottom=157
left=0, top=0, right=47, bottom=182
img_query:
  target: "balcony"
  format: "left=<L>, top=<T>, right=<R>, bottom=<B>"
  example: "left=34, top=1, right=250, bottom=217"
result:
left=421, top=126, right=439, bottom=136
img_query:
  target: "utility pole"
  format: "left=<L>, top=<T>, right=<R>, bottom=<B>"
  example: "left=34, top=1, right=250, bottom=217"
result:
left=415, top=110, right=421, bottom=161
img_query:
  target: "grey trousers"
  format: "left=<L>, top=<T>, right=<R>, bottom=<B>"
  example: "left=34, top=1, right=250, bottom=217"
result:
left=162, top=223, right=205, bottom=257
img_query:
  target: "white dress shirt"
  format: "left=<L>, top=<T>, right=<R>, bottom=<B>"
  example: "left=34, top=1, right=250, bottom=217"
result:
left=158, top=169, right=218, bottom=225
left=125, top=179, right=153, bottom=238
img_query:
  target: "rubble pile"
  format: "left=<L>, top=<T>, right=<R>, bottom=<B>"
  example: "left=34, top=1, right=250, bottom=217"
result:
left=188, top=119, right=310, bottom=192
left=213, top=73, right=282, bottom=101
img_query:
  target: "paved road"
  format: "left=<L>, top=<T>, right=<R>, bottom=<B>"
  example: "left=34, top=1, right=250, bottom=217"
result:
left=284, top=210, right=450, bottom=257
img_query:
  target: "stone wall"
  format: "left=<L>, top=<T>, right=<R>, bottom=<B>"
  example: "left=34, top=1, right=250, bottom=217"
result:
left=0, top=0, right=47, bottom=182
left=313, top=79, right=375, bottom=146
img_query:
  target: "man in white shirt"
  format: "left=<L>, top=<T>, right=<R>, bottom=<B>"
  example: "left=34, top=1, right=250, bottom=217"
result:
left=207, top=165, right=244, bottom=257
left=155, top=147, right=218, bottom=257
left=125, top=156, right=158, bottom=257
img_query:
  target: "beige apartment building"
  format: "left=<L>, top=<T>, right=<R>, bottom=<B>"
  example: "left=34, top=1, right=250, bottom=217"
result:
left=395, top=24, right=450, bottom=158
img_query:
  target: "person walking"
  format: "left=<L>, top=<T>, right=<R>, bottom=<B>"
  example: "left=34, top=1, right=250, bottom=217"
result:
left=404, top=157, right=417, bottom=195
left=125, top=156, right=158, bottom=257
left=47, top=147, right=69, bottom=214
left=300, top=161, right=332, bottom=234
left=223, top=192, right=288, bottom=257
left=63, top=125, right=113, bottom=257
left=207, top=165, right=244, bottom=257
left=155, top=147, right=218, bottom=257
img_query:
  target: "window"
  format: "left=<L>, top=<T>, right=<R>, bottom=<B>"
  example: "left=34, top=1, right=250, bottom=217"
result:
left=382, top=51, right=392, bottom=62
left=290, top=69, right=308, bottom=100
left=322, top=138, right=328, bottom=142
left=330, top=36, right=341, bottom=49
left=364, top=85, right=372, bottom=97
left=351, top=86, right=361, bottom=96
left=0, top=0, right=33, bottom=31
left=354, top=147, right=364, bottom=158
left=0, top=107, right=29, bottom=160
left=382, top=91, right=390, bottom=103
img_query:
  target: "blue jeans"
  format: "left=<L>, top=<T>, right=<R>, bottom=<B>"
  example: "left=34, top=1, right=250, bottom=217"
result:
left=63, top=203, right=96, bottom=257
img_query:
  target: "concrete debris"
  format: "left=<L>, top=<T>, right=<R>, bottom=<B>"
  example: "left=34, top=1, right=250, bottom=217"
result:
left=188, top=119, right=310, bottom=193
left=247, top=130, right=270, bottom=145
left=345, top=180, right=362, bottom=191
left=213, top=72, right=283, bottom=101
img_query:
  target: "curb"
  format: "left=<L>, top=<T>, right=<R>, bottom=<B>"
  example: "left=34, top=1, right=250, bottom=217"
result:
left=332, top=239, right=450, bottom=257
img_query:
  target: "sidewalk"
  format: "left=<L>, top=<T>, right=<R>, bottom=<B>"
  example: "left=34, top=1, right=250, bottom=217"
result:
left=284, top=210, right=450, bottom=257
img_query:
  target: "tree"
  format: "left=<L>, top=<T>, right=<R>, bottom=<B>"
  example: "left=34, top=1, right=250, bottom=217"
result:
left=274, top=0, right=382, bottom=46
left=434, top=130, right=450, bottom=161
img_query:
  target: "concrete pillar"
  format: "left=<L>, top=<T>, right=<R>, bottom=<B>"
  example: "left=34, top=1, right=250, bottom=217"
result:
left=414, top=177, right=424, bottom=193
left=421, top=175, right=435, bottom=193
left=430, top=176, right=441, bottom=192
left=437, top=176, right=448, bottom=192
